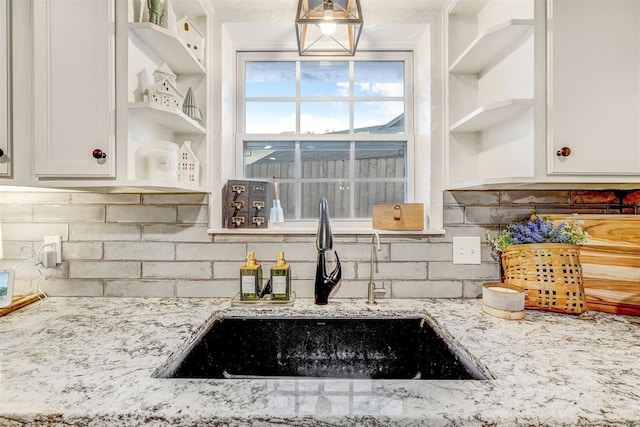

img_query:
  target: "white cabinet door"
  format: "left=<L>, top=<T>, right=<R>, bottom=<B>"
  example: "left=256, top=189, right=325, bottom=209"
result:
left=548, top=0, right=640, bottom=175
left=0, top=0, right=10, bottom=178
left=33, top=0, right=116, bottom=177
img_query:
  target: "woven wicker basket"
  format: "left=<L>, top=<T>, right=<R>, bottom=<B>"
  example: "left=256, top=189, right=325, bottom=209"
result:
left=501, top=243, right=587, bottom=314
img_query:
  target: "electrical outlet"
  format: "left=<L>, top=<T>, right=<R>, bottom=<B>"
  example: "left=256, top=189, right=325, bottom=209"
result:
left=43, top=236, right=62, bottom=264
left=452, top=236, right=481, bottom=264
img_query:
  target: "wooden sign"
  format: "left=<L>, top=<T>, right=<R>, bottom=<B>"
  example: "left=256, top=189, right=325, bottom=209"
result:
left=372, top=203, right=424, bottom=231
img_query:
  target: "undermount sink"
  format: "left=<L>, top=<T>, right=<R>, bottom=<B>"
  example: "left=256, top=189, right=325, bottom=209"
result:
left=156, top=316, right=488, bottom=380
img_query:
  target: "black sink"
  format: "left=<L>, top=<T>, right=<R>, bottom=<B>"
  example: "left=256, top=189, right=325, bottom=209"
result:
left=156, top=316, right=488, bottom=380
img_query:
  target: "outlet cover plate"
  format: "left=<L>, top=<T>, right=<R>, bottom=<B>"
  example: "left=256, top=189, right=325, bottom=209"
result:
left=452, top=236, right=481, bottom=264
left=44, top=236, right=62, bottom=264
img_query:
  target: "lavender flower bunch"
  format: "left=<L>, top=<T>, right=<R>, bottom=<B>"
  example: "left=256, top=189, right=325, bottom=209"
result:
left=488, top=213, right=589, bottom=252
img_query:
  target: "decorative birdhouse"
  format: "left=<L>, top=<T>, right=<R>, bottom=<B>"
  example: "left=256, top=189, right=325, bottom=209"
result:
left=178, top=141, right=200, bottom=185
left=145, top=63, right=184, bottom=110
left=176, top=17, right=205, bottom=63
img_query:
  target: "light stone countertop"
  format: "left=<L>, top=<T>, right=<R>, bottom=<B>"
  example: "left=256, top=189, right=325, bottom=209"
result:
left=1, top=297, right=639, bottom=426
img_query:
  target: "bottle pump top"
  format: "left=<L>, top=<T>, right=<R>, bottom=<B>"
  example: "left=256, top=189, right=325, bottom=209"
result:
left=243, top=251, right=259, bottom=269
left=275, top=251, right=289, bottom=269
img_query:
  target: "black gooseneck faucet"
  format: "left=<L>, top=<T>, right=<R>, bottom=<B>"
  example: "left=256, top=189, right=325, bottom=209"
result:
left=314, top=197, right=341, bottom=305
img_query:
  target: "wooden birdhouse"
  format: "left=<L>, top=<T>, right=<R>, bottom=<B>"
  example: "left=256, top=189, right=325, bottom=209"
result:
left=145, top=63, right=184, bottom=110
left=178, top=141, right=200, bottom=185
left=176, top=17, right=205, bottom=63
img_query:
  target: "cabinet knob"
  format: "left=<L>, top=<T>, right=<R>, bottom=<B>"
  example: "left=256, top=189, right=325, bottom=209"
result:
left=556, top=146, right=571, bottom=157
left=0, top=148, right=4, bottom=158
left=92, top=149, right=107, bottom=160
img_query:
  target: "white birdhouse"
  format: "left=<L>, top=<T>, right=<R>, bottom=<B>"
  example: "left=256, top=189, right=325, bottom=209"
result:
left=176, top=17, right=205, bottom=63
left=145, top=63, right=184, bottom=110
left=178, top=141, right=200, bottom=185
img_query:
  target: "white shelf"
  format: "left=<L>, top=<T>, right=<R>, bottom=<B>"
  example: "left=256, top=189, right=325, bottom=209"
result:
left=450, top=0, right=490, bottom=15
left=449, top=99, right=533, bottom=133
left=449, top=20, right=534, bottom=75
left=129, top=102, right=206, bottom=134
left=129, top=22, right=205, bottom=75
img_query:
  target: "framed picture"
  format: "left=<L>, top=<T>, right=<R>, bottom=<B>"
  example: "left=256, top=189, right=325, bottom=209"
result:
left=0, top=0, right=12, bottom=178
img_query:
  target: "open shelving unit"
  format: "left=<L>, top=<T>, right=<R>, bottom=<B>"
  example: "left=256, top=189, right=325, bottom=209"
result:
left=126, top=0, right=210, bottom=193
left=449, top=99, right=533, bottom=133
left=449, top=19, right=533, bottom=75
left=444, top=0, right=535, bottom=189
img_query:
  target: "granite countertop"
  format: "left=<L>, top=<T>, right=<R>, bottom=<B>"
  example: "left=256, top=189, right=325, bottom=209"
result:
left=1, top=297, right=639, bottom=426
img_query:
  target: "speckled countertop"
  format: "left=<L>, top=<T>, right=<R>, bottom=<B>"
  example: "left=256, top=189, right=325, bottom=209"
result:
left=1, top=297, right=639, bottom=426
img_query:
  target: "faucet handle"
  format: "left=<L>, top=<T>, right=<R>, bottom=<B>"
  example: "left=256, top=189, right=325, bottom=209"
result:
left=373, top=287, right=386, bottom=298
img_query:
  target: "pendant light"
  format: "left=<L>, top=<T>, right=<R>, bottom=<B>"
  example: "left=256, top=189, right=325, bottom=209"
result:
left=295, top=0, right=363, bottom=56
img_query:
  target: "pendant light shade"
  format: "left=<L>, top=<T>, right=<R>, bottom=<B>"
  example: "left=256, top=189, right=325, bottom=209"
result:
left=295, top=0, right=363, bottom=56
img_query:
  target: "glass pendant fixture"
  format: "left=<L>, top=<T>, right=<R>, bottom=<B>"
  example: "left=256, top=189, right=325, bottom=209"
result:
left=295, top=0, right=363, bottom=56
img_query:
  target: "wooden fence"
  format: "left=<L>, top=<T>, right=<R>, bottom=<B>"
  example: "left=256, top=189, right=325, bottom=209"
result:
left=246, top=156, right=405, bottom=219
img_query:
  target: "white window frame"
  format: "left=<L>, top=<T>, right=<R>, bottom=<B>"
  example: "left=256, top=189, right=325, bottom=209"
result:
left=235, top=51, right=416, bottom=230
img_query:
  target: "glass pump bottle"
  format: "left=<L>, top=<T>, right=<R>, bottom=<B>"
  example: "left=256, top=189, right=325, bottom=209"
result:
left=270, top=251, right=291, bottom=300
left=240, top=251, right=262, bottom=300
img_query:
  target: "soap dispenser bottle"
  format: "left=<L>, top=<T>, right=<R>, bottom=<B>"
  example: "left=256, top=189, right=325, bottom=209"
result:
left=240, top=251, right=262, bottom=301
left=270, top=251, right=291, bottom=300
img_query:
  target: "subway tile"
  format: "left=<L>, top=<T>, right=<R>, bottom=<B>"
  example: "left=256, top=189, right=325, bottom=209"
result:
left=464, top=207, right=534, bottom=226
left=70, top=193, right=141, bottom=204
left=326, top=243, right=390, bottom=262
left=1, top=223, right=69, bottom=241
left=291, top=280, right=314, bottom=298
left=214, top=234, right=285, bottom=243
left=443, top=206, right=464, bottom=225
left=34, top=205, right=105, bottom=222
left=143, top=261, right=212, bottom=279
left=213, top=261, right=244, bottom=279
left=391, top=243, right=452, bottom=262
left=177, top=280, right=236, bottom=297
left=49, top=261, right=69, bottom=279
left=38, top=279, right=104, bottom=297
left=142, top=194, right=208, bottom=205
left=500, top=190, right=571, bottom=205
left=444, top=191, right=499, bottom=206
left=571, top=190, right=618, bottom=205
left=426, top=225, right=496, bottom=245
left=247, top=242, right=317, bottom=263
left=104, top=280, right=175, bottom=297
left=106, top=205, right=177, bottom=223
left=391, top=280, right=463, bottom=298
left=463, top=280, right=486, bottom=298
left=428, top=262, right=499, bottom=280
left=142, top=224, right=211, bottom=242
left=62, top=242, right=103, bottom=260
left=357, top=261, right=427, bottom=281
left=70, top=223, right=141, bottom=241
left=0, top=241, right=34, bottom=259
left=0, top=205, right=33, bottom=222
left=176, top=243, right=246, bottom=261
left=177, top=205, right=209, bottom=224
left=330, top=280, right=369, bottom=299
left=0, top=192, right=69, bottom=204
left=70, top=261, right=141, bottom=279
left=104, top=242, right=175, bottom=261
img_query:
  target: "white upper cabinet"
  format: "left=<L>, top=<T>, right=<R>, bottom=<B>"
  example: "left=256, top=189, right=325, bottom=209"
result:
left=28, top=0, right=211, bottom=192
left=33, top=0, right=116, bottom=178
left=547, top=0, right=640, bottom=175
left=0, top=0, right=10, bottom=179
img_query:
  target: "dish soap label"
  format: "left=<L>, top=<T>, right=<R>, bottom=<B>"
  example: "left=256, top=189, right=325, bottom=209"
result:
left=240, top=251, right=262, bottom=301
left=270, top=251, right=291, bottom=300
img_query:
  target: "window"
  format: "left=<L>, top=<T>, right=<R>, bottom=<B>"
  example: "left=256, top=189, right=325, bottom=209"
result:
left=237, top=52, right=413, bottom=221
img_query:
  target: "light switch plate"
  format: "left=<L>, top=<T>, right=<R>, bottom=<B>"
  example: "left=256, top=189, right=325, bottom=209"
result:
left=452, top=236, right=481, bottom=264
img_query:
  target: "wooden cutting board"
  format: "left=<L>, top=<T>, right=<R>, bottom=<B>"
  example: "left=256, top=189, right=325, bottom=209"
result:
left=550, top=215, right=640, bottom=316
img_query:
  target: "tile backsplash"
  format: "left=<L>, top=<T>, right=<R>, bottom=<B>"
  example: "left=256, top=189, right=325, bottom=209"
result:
left=0, top=190, right=637, bottom=299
